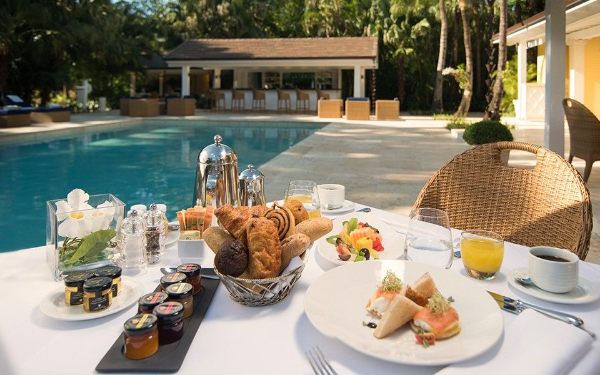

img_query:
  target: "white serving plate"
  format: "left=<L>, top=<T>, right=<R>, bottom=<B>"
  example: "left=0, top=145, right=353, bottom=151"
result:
left=304, top=260, right=504, bottom=366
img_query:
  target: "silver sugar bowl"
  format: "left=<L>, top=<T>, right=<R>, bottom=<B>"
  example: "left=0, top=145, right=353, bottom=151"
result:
left=238, top=164, right=266, bottom=207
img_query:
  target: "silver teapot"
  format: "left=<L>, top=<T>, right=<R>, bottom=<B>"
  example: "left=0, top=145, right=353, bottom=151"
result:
left=193, top=135, right=240, bottom=208
left=238, top=165, right=266, bottom=207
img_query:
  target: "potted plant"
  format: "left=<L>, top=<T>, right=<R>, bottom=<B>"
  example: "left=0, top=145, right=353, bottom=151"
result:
left=463, top=120, right=514, bottom=163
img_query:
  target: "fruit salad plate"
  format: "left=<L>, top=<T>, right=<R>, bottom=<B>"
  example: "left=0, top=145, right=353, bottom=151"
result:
left=317, top=212, right=404, bottom=266
left=304, top=260, right=504, bottom=366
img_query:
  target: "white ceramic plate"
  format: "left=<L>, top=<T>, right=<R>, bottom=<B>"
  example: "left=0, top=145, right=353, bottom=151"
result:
left=507, top=267, right=600, bottom=305
left=304, top=260, right=504, bottom=366
left=317, top=212, right=403, bottom=266
left=39, top=276, right=144, bottom=321
left=320, top=200, right=356, bottom=215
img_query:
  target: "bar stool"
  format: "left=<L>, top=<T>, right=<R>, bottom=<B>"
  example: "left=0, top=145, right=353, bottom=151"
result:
left=231, top=89, right=245, bottom=111
left=316, top=89, right=330, bottom=100
left=295, top=88, right=310, bottom=113
left=211, top=90, right=225, bottom=111
left=252, top=88, right=266, bottom=111
left=277, top=89, right=291, bottom=112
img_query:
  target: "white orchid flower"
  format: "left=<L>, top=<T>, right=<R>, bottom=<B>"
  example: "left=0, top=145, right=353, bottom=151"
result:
left=90, top=201, right=116, bottom=232
left=56, top=189, right=94, bottom=238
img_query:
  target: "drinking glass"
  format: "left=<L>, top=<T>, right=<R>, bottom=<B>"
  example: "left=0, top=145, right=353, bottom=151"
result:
left=461, top=230, right=504, bottom=280
left=404, top=208, right=453, bottom=269
left=284, top=180, right=321, bottom=219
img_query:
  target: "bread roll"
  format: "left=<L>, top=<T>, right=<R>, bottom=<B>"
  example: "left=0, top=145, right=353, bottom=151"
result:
left=295, top=217, right=333, bottom=243
left=283, top=199, right=309, bottom=224
left=280, top=233, right=311, bottom=272
left=246, top=217, right=282, bottom=279
left=203, top=227, right=234, bottom=254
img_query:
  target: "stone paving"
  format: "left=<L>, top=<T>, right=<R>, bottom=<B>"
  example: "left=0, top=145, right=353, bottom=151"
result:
left=2, top=110, right=598, bottom=264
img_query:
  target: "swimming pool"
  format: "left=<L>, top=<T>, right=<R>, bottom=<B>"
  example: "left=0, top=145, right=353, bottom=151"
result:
left=0, top=120, right=322, bottom=252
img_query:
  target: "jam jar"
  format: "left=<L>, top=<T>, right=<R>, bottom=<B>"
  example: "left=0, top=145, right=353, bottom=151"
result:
left=64, top=271, right=93, bottom=306
left=94, top=266, right=122, bottom=297
left=153, top=302, right=184, bottom=344
left=159, top=272, right=187, bottom=291
left=138, top=292, right=169, bottom=314
left=165, top=282, right=194, bottom=319
left=176, top=263, right=201, bottom=294
left=83, top=277, right=113, bottom=313
left=123, top=314, right=159, bottom=360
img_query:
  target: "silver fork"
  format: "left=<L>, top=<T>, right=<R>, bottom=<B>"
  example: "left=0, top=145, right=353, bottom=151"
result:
left=305, top=346, right=338, bottom=375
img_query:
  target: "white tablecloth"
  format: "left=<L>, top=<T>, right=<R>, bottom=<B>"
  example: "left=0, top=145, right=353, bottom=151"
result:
left=1, top=204, right=600, bottom=375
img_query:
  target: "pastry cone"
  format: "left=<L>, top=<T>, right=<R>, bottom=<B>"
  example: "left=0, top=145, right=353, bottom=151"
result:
left=283, top=199, right=309, bottom=224
left=373, top=295, right=422, bottom=339
left=215, top=205, right=251, bottom=244
left=246, top=217, right=282, bottom=279
left=412, top=272, right=438, bottom=299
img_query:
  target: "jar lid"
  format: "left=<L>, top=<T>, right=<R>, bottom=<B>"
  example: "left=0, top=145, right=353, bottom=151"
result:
left=83, top=277, right=113, bottom=292
left=64, top=271, right=93, bottom=287
left=176, top=263, right=201, bottom=277
left=153, top=302, right=184, bottom=321
left=160, top=272, right=187, bottom=288
left=165, top=282, right=193, bottom=300
left=239, top=164, right=264, bottom=182
left=198, top=135, right=237, bottom=165
left=94, top=266, right=122, bottom=279
left=138, top=292, right=168, bottom=310
left=124, top=314, right=158, bottom=336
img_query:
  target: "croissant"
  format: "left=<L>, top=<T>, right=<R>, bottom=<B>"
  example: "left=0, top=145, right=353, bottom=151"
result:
left=283, top=199, right=309, bottom=224
left=246, top=217, right=282, bottom=279
left=214, top=205, right=250, bottom=244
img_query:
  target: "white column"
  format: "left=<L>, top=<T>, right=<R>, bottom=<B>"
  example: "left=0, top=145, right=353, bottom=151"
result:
left=159, top=72, right=164, bottom=97
left=353, top=66, right=361, bottom=97
left=129, top=73, right=136, bottom=96
left=360, top=67, right=365, bottom=97
left=337, top=70, right=343, bottom=93
left=569, top=41, right=586, bottom=102
left=517, top=42, right=528, bottom=120
left=544, top=0, right=566, bottom=156
left=213, top=68, right=221, bottom=89
left=181, top=66, right=190, bottom=97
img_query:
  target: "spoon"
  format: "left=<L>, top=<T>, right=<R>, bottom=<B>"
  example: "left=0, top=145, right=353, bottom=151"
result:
left=161, top=267, right=220, bottom=280
left=356, top=207, right=371, bottom=213
left=514, top=276, right=534, bottom=286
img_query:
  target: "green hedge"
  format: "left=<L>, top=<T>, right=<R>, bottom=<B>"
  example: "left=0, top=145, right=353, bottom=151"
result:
left=463, top=120, right=514, bottom=145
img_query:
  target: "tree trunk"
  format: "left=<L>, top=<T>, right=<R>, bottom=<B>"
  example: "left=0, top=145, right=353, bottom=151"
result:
left=398, top=54, right=405, bottom=104
left=454, top=0, right=473, bottom=117
left=471, top=3, right=483, bottom=102
left=431, top=0, right=448, bottom=113
left=452, top=7, right=460, bottom=66
left=485, top=0, right=507, bottom=120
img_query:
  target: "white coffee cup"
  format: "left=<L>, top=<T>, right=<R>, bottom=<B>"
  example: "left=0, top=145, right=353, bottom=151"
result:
left=317, top=184, right=345, bottom=210
left=528, top=246, right=579, bottom=293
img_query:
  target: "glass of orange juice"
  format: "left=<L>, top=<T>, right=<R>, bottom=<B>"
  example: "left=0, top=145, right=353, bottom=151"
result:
left=284, top=180, right=321, bottom=219
left=461, top=230, right=504, bottom=280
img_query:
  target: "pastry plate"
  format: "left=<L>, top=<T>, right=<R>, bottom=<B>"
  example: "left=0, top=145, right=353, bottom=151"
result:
left=304, top=260, right=504, bottom=366
left=320, top=200, right=356, bottom=214
left=507, top=267, right=600, bottom=305
left=317, top=212, right=404, bottom=266
left=39, top=276, right=144, bottom=321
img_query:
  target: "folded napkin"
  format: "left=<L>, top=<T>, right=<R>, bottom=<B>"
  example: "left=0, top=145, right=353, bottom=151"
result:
left=436, top=309, right=594, bottom=375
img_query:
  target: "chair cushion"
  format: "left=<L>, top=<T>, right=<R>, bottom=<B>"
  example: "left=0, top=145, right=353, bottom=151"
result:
left=347, top=97, right=369, bottom=101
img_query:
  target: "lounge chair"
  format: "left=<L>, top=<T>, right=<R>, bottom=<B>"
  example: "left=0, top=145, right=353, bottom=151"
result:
left=128, top=96, right=159, bottom=117
left=3, top=95, right=71, bottom=123
left=317, top=98, right=342, bottom=118
left=0, top=108, right=32, bottom=127
left=345, top=98, right=370, bottom=120
left=167, top=96, right=195, bottom=116
left=562, top=98, right=600, bottom=182
left=375, top=99, right=400, bottom=120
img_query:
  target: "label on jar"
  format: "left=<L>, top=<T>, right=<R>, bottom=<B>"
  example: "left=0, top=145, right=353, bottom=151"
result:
left=111, top=284, right=118, bottom=298
left=88, top=294, right=110, bottom=312
left=69, top=291, right=84, bottom=306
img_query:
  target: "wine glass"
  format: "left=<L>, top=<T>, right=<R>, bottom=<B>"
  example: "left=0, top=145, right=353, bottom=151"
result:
left=404, top=207, right=453, bottom=269
left=284, top=180, right=321, bottom=219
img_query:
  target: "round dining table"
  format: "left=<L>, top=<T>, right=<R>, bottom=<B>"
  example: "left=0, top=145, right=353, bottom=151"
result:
left=1, top=203, right=599, bottom=374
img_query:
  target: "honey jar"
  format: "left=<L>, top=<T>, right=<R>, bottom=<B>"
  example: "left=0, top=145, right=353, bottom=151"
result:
left=83, top=277, right=113, bottom=313
left=64, top=271, right=93, bottom=306
left=159, top=272, right=187, bottom=291
left=138, top=292, right=168, bottom=314
left=123, top=314, right=159, bottom=360
left=94, top=266, right=122, bottom=297
left=165, top=282, right=194, bottom=319
left=176, top=263, right=202, bottom=294
left=153, top=302, right=184, bottom=344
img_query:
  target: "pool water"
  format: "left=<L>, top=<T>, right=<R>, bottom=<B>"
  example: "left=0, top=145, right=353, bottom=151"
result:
left=0, top=121, right=322, bottom=252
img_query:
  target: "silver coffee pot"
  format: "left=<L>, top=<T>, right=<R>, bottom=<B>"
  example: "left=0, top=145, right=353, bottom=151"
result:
left=238, top=164, right=266, bottom=207
left=193, top=135, right=240, bottom=208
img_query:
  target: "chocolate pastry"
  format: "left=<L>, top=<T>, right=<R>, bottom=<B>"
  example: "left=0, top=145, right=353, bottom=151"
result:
left=246, top=217, right=282, bottom=279
left=283, top=199, right=309, bottom=224
left=214, top=205, right=250, bottom=244
left=265, top=204, right=296, bottom=240
left=214, top=239, right=248, bottom=277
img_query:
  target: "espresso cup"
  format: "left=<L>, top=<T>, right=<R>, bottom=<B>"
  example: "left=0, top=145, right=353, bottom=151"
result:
left=528, top=246, right=579, bottom=293
left=317, top=184, right=345, bottom=210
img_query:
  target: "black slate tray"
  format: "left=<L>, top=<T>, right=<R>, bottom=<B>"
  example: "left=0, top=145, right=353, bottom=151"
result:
left=96, top=269, right=220, bottom=373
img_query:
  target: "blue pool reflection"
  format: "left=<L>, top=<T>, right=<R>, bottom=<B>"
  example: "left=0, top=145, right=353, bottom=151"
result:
left=0, top=121, right=322, bottom=252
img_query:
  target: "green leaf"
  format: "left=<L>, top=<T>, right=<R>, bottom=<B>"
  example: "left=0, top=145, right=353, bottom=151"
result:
left=326, top=235, right=340, bottom=245
left=66, top=229, right=116, bottom=264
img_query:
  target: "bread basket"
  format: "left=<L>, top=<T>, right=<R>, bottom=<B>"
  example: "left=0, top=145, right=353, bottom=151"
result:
left=214, top=249, right=309, bottom=307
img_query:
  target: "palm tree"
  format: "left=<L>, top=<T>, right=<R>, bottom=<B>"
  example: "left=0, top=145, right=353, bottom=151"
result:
left=485, top=0, right=507, bottom=120
left=431, top=0, right=448, bottom=113
left=454, top=0, right=473, bottom=117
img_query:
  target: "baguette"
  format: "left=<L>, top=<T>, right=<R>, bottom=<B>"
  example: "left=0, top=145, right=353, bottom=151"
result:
left=295, top=217, right=333, bottom=243
left=203, top=226, right=234, bottom=254
left=280, top=233, right=311, bottom=272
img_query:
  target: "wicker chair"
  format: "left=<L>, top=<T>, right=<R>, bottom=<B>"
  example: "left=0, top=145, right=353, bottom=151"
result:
left=211, top=90, right=225, bottom=111
left=231, top=89, right=245, bottom=111
left=295, top=88, right=310, bottom=113
left=316, top=89, right=330, bottom=100
left=413, top=142, right=592, bottom=259
left=252, top=88, right=266, bottom=111
left=277, top=89, right=291, bottom=112
left=562, top=98, right=600, bottom=182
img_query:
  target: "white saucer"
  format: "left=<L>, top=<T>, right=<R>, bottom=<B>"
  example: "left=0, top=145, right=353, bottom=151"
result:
left=320, top=200, right=355, bottom=214
left=507, top=267, right=600, bottom=305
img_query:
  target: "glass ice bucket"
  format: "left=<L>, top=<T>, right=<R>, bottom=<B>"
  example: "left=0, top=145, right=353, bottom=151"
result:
left=46, top=193, right=125, bottom=281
